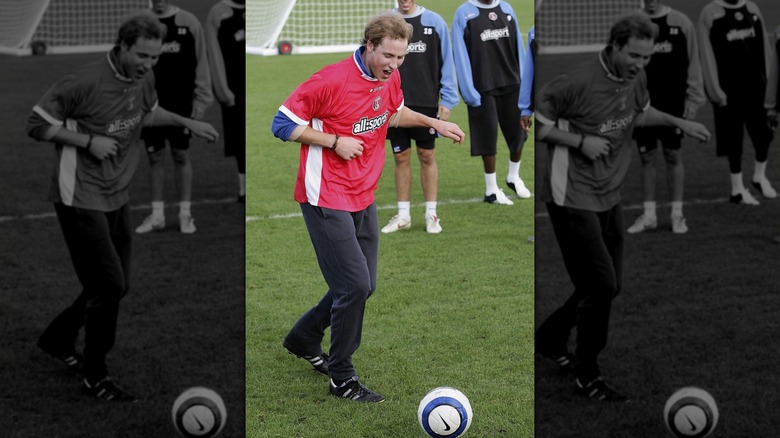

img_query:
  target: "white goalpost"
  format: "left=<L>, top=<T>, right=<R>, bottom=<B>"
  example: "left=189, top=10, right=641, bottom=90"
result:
left=0, top=0, right=148, bottom=56
left=246, top=0, right=396, bottom=56
left=536, top=0, right=641, bottom=54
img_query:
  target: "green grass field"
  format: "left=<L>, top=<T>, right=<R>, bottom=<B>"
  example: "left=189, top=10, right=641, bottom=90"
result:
left=245, top=1, right=535, bottom=436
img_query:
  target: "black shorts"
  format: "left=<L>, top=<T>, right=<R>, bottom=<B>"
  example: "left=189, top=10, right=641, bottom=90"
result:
left=633, top=126, right=682, bottom=153
left=141, top=127, right=190, bottom=153
left=386, top=106, right=437, bottom=153
left=466, top=90, right=525, bottom=156
left=713, top=100, right=773, bottom=157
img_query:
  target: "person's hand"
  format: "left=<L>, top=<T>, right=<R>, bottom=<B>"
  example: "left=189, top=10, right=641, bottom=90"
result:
left=432, top=120, right=464, bottom=144
left=185, top=119, right=219, bottom=142
left=89, top=136, right=120, bottom=160
left=437, top=105, right=451, bottom=122
left=520, top=115, right=533, bottom=132
left=333, top=136, right=365, bottom=161
left=580, top=136, right=611, bottom=160
left=678, top=119, right=711, bottom=143
left=768, top=109, right=779, bottom=130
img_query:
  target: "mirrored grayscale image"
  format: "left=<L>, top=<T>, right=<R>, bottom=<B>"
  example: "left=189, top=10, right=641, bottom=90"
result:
left=534, top=0, right=779, bottom=436
left=0, top=1, right=246, bottom=436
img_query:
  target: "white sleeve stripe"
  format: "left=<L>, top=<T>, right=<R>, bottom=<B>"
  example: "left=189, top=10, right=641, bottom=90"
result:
left=33, top=105, right=63, bottom=126
left=280, top=105, right=309, bottom=126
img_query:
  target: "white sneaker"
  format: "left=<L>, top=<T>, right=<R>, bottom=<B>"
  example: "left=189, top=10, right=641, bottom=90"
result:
left=671, top=214, right=688, bottom=234
left=752, top=179, right=777, bottom=199
left=484, top=189, right=514, bottom=205
left=135, top=215, right=165, bottom=234
left=506, top=178, right=532, bottom=198
left=425, top=213, right=442, bottom=234
left=381, top=215, right=411, bottom=234
left=626, top=214, right=657, bottom=234
left=179, top=215, right=196, bottom=234
left=730, top=189, right=760, bottom=205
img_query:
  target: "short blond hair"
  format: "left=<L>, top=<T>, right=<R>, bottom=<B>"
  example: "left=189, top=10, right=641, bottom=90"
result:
left=362, top=12, right=413, bottom=47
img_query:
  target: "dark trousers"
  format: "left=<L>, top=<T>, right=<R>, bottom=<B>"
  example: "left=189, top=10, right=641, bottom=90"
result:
left=285, top=202, right=379, bottom=381
left=39, top=203, right=132, bottom=380
left=537, top=202, right=624, bottom=382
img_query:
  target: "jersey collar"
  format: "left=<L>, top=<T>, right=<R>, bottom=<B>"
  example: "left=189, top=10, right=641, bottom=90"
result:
left=599, top=48, right=625, bottom=83
left=107, top=47, right=134, bottom=83
left=353, top=46, right=377, bottom=81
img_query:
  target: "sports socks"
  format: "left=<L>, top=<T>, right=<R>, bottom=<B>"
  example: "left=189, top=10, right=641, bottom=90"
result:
left=753, top=160, right=767, bottom=183
left=425, top=201, right=437, bottom=217
left=151, top=201, right=164, bottom=219
left=397, top=201, right=411, bottom=219
left=643, top=201, right=656, bottom=220
left=485, top=172, right=499, bottom=196
left=671, top=201, right=683, bottom=218
left=508, top=160, right=521, bottom=183
left=730, top=172, right=745, bottom=195
left=179, top=201, right=191, bottom=217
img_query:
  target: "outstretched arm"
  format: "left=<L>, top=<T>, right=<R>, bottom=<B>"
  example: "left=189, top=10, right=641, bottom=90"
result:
left=635, top=106, right=710, bottom=142
left=391, top=106, right=464, bottom=143
left=145, top=106, right=219, bottom=142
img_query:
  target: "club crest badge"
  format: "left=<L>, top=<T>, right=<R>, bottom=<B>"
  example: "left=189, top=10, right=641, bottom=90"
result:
left=372, top=96, right=381, bottom=111
left=489, top=12, right=497, bottom=21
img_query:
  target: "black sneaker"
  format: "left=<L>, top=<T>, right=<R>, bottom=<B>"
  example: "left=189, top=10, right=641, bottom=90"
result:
left=330, top=376, right=385, bottom=403
left=38, top=341, right=84, bottom=375
left=283, top=343, right=329, bottom=375
left=537, top=349, right=574, bottom=374
left=83, top=377, right=138, bottom=402
left=575, top=377, right=631, bottom=402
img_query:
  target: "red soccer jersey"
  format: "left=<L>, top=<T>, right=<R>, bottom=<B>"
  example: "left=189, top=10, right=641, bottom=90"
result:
left=280, top=49, right=404, bottom=212
left=29, top=49, right=158, bottom=212
left=537, top=50, right=650, bottom=212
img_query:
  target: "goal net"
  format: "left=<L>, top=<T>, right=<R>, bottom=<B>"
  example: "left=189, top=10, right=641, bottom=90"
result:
left=246, top=0, right=396, bottom=56
left=0, top=0, right=147, bottom=56
left=536, top=0, right=641, bottom=54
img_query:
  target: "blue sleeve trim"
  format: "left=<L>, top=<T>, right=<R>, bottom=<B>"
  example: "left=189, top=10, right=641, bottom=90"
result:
left=271, top=110, right=299, bottom=141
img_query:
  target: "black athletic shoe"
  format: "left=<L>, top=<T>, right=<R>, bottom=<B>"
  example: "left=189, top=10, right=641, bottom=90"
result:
left=38, top=341, right=84, bottom=375
left=83, top=377, right=138, bottom=402
left=330, top=376, right=385, bottom=403
left=283, top=343, right=329, bottom=375
left=537, top=349, right=574, bottom=374
left=575, top=377, right=631, bottom=402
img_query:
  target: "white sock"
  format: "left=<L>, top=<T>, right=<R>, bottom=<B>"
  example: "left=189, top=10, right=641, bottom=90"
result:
left=151, top=201, right=164, bottom=218
left=179, top=201, right=191, bottom=217
left=425, top=201, right=437, bottom=217
left=730, top=173, right=744, bottom=195
left=643, top=201, right=657, bottom=219
left=398, top=201, right=411, bottom=219
left=485, top=172, right=499, bottom=195
left=508, top=160, right=521, bottom=183
left=754, top=161, right=767, bottom=182
left=671, top=201, right=683, bottom=217
left=238, top=173, right=246, bottom=196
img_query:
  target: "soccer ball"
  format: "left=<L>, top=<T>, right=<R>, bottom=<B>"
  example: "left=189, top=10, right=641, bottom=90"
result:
left=418, top=387, right=473, bottom=438
left=172, top=387, right=227, bottom=438
left=663, top=387, right=719, bottom=438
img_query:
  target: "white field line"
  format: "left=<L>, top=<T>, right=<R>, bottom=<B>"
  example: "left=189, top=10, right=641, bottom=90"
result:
left=0, top=197, right=237, bottom=223
left=246, top=196, right=731, bottom=223
left=0, top=196, right=732, bottom=224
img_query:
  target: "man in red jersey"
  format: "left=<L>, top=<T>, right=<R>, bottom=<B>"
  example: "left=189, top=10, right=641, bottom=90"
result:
left=27, top=13, right=218, bottom=402
left=535, top=13, right=710, bottom=402
left=272, top=12, right=464, bottom=403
